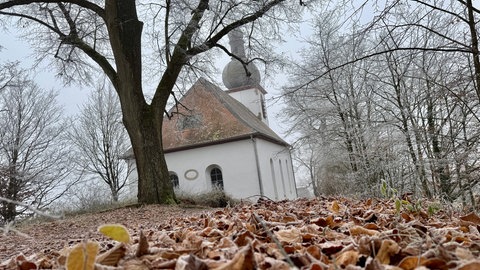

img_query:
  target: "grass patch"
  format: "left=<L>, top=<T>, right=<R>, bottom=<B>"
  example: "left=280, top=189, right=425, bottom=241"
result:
left=176, top=189, right=238, bottom=208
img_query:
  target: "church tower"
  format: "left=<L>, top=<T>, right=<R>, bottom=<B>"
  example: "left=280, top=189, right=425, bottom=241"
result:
left=222, top=29, right=269, bottom=125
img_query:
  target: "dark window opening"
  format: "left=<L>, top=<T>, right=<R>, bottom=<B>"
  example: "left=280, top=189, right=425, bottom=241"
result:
left=261, top=96, right=267, bottom=119
left=170, top=173, right=179, bottom=188
left=210, top=168, right=224, bottom=190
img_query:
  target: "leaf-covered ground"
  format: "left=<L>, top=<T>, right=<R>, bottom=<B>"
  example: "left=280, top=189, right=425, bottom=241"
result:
left=1, top=197, right=480, bottom=269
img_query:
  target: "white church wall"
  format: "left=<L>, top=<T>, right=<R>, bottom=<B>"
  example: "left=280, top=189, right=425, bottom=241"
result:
left=125, top=138, right=297, bottom=201
left=125, top=159, right=138, bottom=198
left=255, top=139, right=297, bottom=200
left=164, top=139, right=262, bottom=199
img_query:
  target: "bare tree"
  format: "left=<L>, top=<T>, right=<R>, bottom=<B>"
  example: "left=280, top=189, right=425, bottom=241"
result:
left=283, top=0, right=480, bottom=205
left=0, top=0, right=302, bottom=204
left=0, top=62, right=18, bottom=93
left=0, top=65, right=73, bottom=222
left=68, top=82, right=131, bottom=202
left=283, top=9, right=393, bottom=196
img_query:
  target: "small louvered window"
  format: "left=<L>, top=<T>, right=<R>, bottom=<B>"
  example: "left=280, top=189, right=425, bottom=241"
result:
left=261, top=96, right=267, bottom=119
left=177, top=114, right=202, bottom=130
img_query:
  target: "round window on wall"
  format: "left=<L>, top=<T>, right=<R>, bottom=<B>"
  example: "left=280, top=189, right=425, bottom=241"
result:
left=184, top=169, right=198, bottom=180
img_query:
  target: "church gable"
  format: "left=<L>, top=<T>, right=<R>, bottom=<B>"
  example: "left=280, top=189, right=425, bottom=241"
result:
left=162, top=79, right=253, bottom=150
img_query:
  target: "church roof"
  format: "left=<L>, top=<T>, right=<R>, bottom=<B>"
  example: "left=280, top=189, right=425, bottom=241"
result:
left=161, top=77, right=288, bottom=152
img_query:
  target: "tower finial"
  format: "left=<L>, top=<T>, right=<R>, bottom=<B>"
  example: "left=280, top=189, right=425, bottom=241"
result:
left=228, top=29, right=246, bottom=59
left=222, top=28, right=261, bottom=89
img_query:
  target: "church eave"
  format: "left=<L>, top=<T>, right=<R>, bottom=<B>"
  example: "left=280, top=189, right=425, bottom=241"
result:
left=164, top=132, right=289, bottom=154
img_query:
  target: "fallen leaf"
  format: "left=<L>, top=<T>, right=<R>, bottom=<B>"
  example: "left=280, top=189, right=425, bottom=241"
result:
left=135, top=230, right=149, bottom=257
left=274, top=228, right=302, bottom=244
left=422, top=258, right=448, bottom=270
left=212, top=244, right=255, bottom=270
left=96, top=242, right=126, bottom=266
left=363, top=223, right=380, bottom=230
left=455, top=246, right=475, bottom=261
left=331, top=200, right=340, bottom=213
left=334, top=250, right=358, bottom=267
left=19, top=260, right=37, bottom=270
left=349, top=225, right=378, bottom=236
left=365, top=257, right=382, bottom=270
left=319, top=241, right=344, bottom=256
left=457, top=260, right=480, bottom=270
left=176, top=254, right=208, bottom=270
left=375, top=239, right=399, bottom=265
left=98, top=224, right=131, bottom=243
left=397, top=256, right=428, bottom=270
left=365, top=198, right=372, bottom=206
left=66, top=241, right=99, bottom=270
left=459, top=212, right=480, bottom=225
left=122, top=259, right=149, bottom=270
left=260, top=257, right=291, bottom=270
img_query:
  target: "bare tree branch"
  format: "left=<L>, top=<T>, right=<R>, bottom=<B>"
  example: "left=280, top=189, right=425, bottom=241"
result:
left=0, top=0, right=105, bottom=20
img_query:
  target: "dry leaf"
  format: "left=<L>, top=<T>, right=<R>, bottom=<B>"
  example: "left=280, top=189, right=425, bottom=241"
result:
left=18, top=260, right=37, bottom=270
left=98, top=224, right=131, bottom=243
left=66, top=241, right=99, bottom=270
left=422, top=258, right=448, bottom=270
left=363, top=223, right=380, bottom=230
left=365, top=257, right=383, bottom=270
left=122, top=259, right=150, bottom=270
left=319, top=241, right=344, bottom=256
left=176, top=254, right=208, bottom=270
left=274, top=228, right=302, bottom=243
left=334, top=250, right=358, bottom=267
left=397, top=256, right=428, bottom=270
left=261, top=257, right=292, bottom=270
left=331, top=200, right=340, bottom=213
left=96, top=242, right=126, bottom=266
left=349, top=225, right=378, bottom=236
left=457, top=261, right=480, bottom=270
left=455, top=246, right=475, bottom=260
left=459, top=212, right=480, bottom=225
left=136, top=230, right=149, bottom=257
left=375, top=239, right=399, bottom=265
left=212, top=245, right=255, bottom=270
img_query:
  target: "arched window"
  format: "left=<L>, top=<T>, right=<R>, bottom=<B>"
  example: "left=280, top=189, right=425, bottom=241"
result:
left=270, top=159, right=279, bottom=200
left=210, top=168, right=224, bottom=190
left=169, top=172, right=179, bottom=188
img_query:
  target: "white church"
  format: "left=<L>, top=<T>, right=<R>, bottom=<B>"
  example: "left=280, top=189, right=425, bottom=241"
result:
left=125, top=30, right=297, bottom=201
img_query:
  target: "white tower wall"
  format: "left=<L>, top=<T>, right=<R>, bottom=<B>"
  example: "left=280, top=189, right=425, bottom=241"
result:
left=228, top=87, right=268, bottom=125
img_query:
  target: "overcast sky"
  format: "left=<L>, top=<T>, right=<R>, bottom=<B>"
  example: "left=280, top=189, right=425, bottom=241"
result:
left=0, top=31, right=89, bottom=115
left=0, top=23, right=310, bottom=139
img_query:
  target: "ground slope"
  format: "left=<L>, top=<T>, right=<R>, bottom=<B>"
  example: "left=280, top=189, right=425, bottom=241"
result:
left=1, top=197, right=480, bottom=269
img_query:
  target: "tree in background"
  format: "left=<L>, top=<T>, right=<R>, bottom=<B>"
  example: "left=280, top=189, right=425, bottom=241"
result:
left=0, top=64, right=74, bottom=222
left=0, top=0, right=302, bottom=204
left=68, top=82, right=132, bottom=202
left=283, top=1, right=480, bottom=207
left=0, top=62, right=19, bottom=92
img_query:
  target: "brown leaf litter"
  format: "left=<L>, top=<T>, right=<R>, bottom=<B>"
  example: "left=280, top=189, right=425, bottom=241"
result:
left=1, top=197, right=480, bottom=269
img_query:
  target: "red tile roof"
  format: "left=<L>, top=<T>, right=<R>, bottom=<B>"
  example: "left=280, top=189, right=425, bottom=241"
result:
left=122, top=78, right=288, bottom=158
left=162, top=78, right=288, bottom=152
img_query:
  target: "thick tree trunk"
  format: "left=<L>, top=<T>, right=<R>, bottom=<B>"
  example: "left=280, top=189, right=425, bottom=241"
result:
left=105, top=0, right=175, bottom=204
left=466, top=0, right=480, bottom=100
left=124, top=105, right=175, bottom=204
